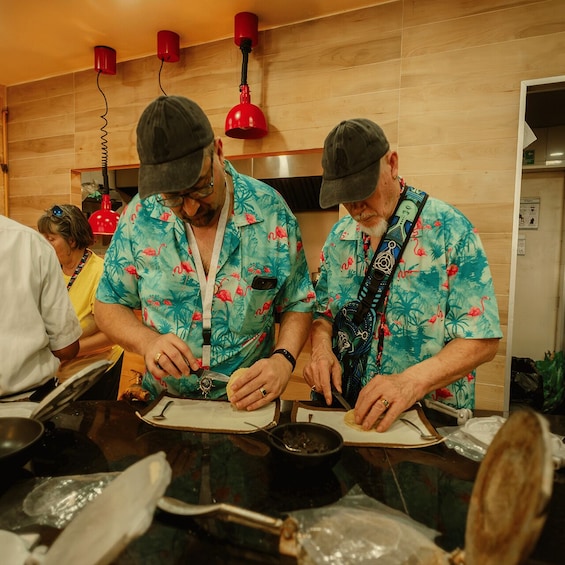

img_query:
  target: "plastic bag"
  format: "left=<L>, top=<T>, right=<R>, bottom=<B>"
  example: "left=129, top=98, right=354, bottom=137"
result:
left=23, top=472, right=119, bottom=529
left=510, top=356, right=543, bottom=409
left=535, top=350, right=565, bottom=413
left=439, top=416, right=506, bottom=463
left=440, top=416, right=565, bottom=469
left=291, top=486, right=448, bottom=564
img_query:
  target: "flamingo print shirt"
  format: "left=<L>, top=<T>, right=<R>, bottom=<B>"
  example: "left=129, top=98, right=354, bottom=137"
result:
left=96, top=161, right=315, bottom=399
left=314, top=188, right=502, bottom=410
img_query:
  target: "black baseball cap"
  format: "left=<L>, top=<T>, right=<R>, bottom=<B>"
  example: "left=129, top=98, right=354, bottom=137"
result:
left=136, top=96, right=215, bottom=199
left=319, top=118, right=390, bottom=208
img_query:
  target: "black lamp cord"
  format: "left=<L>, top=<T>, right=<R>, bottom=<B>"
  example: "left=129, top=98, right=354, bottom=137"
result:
left=96, top=70, right=110, bottom=195
left=239, top=37, right=252, bottom=89
left=158, top=58, right=167, bottom=96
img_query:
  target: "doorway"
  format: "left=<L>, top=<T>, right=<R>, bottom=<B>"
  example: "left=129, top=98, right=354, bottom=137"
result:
left=508, top=76, right=565, bottom=410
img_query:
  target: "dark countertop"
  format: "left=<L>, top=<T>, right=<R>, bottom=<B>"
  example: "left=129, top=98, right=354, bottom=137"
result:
left=1, top=401, right=564, bottom=564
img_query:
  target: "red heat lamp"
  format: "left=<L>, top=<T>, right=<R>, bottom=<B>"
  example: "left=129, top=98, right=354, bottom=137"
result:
left=89, top=46, right=120, bottom=236
left=88, top=193, right=119, bottom=236
left=225, top=12, right=268, bottom=139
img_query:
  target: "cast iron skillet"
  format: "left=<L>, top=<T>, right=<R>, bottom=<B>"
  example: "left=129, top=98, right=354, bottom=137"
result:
left=0, top=416, right=45, bottom=470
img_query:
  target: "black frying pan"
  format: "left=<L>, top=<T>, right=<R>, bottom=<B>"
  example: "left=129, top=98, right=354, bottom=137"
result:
left=0, top=417, right=44, bottom=469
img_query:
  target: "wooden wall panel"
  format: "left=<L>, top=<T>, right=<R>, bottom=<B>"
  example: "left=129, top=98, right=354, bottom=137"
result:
left=8, top=74, right=75, bottom=103
left=402, top=0, right=536, bottom=27
left=403, top=0, right=565, bottom=56
left=407, top=171, right=516, bottom=206
left=5, top=0, right=565, bottom=411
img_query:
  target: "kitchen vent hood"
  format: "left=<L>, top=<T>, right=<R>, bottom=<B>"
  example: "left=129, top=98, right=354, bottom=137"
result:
left=230, top=151, right=337, bottom=212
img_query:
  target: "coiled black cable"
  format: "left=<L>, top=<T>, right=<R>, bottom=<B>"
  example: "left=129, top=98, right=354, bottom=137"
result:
left=96, top=70, right=110, bottom=192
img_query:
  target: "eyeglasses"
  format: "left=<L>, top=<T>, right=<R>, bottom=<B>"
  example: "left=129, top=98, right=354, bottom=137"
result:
left=156, top=149, right=215, bottom=208
left=51, top=205, right=65, bottom=217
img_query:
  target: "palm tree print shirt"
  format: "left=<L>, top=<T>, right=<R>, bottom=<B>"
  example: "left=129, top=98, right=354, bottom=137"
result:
left=314, top=188, right=502, bottom=410
left=96, top=161, right=315, bottom=399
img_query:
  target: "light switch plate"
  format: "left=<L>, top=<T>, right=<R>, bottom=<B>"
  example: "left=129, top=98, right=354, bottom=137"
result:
left=517, top=235, right=526, bottom=256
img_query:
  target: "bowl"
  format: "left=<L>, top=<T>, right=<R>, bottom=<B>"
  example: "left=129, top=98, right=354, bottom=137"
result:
left=0, top=417, right=45, bottom=469
left=267, top=422, right=343, bottom=469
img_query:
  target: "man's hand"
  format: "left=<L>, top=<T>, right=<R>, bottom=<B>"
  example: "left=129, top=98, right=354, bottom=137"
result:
left=145, top=333, right=199, bottom=378
left=302, top=318, right=342, bottom=406
left=354, top=372, right=423, bottom=432
left=229, top=355, right=293, bottom=411
left=303, top=342, right=342, bottom=406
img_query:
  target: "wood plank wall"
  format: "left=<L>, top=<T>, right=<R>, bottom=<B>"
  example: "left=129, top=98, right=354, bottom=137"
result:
left=3, top=0, right=565, bottom=410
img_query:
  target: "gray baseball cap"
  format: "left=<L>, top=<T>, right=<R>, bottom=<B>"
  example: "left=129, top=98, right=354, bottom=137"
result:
left=319, top=118, right=390, bottom=208
left=136, top=96, right=215, bottom=199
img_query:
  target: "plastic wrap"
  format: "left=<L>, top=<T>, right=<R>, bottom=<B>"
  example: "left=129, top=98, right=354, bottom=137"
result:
left=23, top=472, right=119, bottom=529
left=439, top=415, right=565, bottom=469
left=291, top=486, right=449, bottom=564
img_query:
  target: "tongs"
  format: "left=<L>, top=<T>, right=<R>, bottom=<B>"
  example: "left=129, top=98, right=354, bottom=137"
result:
left=157, top=496, right=299, bottom=557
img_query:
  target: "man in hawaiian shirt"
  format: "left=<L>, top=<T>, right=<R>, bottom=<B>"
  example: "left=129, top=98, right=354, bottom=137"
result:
left=303, top=118, right=502, bottom=432
left=95, top=96, right=314, bottom=407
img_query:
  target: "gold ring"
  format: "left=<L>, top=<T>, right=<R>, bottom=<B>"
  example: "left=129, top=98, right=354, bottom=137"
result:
left=154, top=352, right=163, bottom=369
left=260, top=387, right=268, bottom=397
left=381, top=398, right=390, bottom=409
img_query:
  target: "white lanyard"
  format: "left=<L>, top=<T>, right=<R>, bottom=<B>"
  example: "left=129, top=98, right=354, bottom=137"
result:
left=185, top=185, right=230, bottom=368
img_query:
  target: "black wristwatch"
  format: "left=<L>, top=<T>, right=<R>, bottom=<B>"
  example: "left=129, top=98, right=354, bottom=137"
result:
left=271, top=348, right=296, bottom=372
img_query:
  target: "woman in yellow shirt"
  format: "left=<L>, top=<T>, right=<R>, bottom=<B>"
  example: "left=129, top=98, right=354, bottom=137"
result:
left=38, top=204, right=123, bottom=399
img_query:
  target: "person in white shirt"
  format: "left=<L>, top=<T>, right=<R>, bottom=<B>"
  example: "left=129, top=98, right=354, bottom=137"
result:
left=0, top=215, right=81, bottom=397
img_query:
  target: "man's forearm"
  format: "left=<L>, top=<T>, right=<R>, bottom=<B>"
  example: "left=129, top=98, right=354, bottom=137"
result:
left=310, top=317, right=333, bottom=354
left=94, top=300, right=157, bottom=356
left=405, top=337, right=500, bottom=399
left=275, top=311, right=312, bottom=362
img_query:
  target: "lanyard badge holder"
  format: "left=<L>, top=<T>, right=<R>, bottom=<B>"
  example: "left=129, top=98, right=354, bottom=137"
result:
left=185, top=186, right=231, bottom=398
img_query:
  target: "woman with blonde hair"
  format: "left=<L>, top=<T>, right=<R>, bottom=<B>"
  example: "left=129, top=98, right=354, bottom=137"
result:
left=38, top=204, right=123, bottom=399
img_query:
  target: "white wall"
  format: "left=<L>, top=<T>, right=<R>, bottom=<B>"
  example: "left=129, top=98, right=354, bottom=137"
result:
left=512, top=170, right=565, bottom=360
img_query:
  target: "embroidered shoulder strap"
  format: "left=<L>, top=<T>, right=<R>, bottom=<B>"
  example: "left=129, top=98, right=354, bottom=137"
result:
left=330, top=185, right=428, bottom=405
left=354, top=186, right=428, bottom=323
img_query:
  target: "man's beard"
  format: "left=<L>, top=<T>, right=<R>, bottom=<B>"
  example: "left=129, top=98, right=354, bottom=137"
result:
left=359, top=218, right=388, bottom=241
left=179, top=205, right=220, bottom=228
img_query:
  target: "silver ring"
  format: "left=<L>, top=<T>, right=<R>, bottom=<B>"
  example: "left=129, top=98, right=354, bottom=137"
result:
left=311, top=385, right=317, bottom=392
left=381, top=398, right=390, bottom=409
left=260, top=387, right=268, bottom=397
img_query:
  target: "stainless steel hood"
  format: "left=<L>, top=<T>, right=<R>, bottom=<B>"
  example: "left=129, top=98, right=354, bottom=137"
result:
left=229, top=151, right=335, bottom=212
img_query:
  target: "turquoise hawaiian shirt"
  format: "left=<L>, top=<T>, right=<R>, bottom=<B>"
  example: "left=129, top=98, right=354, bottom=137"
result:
left=97, top=161, right=315, bottom=399
left=314, top=188, right=503, bottom=409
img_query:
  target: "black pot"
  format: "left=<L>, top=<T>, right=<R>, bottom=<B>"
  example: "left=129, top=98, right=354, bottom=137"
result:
left=267, top=422, right=343, bottom=470
left=0, top=417, right=45, bottom=470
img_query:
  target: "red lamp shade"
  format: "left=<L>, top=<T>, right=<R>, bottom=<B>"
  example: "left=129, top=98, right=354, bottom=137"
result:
left=88, top=193, right=120, bottom=236
left=225, top=85, right=268, bottom=139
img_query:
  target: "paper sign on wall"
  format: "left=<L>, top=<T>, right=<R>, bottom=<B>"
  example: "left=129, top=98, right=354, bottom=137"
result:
left=519, top=197, right=540, bottom=230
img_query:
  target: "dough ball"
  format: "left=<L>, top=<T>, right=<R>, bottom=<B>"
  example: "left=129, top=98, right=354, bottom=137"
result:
left=343, top=409, right=382, bottom=431
left=227, top=367, right=249, bottom=401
